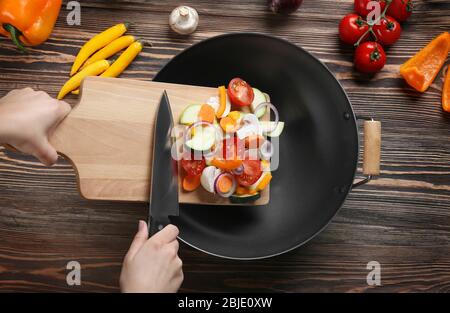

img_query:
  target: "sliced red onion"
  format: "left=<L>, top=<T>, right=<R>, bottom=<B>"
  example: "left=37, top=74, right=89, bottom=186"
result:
left=254, top=102, right=279, bottom=133
left=183, top=121, right=220, bottom=157
left=232, top=164, right=244, bottom=176
left=214, top=172, right=237, bottom=198
left=259, top=140, right=274, bottom=160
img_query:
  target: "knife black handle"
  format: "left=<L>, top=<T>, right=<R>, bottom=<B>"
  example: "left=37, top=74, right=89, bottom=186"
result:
left=149, top=216, right=170, bottom=236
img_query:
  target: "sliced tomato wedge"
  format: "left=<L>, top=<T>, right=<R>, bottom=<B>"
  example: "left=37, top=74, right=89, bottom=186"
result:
left=220, top=137, right=245, bottom=160
left=236, top=159, right=262, bottom=187
left=180, top=153, right=206, bottom=176
left=227, top=78, right=254, bottom=107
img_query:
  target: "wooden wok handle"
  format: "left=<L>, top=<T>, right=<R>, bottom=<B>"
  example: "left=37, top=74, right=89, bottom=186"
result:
left=362, top=120, right=381, bottom=175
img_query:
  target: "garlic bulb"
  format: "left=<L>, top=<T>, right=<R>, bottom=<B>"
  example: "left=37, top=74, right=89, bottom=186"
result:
left=169, top=6, right=199, bottom=35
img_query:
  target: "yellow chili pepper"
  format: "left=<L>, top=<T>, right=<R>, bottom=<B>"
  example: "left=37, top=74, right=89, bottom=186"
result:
left=58, top=59, right=111, bottom=99
left=70, top=23, right=129, bottom=76
left=80, top=35, right=135, bottom=70
left=100, top=40, right=143, bottom=78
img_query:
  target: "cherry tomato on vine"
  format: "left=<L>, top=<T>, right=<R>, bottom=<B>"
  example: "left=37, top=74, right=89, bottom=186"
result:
left=339, top=13, right=370, bottom=45
left=227, top=78, right=254, bottom=107
left=354, top=42, right=386, bottom=73
left=354, top=0, right=386, bottom=18
left=387, top=0, right=413, bottom=22
left=373, top=16, right=402, bottom=46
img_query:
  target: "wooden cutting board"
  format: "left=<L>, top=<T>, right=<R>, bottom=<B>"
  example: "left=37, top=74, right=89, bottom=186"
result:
left=49, top=77, right=269, bottom=205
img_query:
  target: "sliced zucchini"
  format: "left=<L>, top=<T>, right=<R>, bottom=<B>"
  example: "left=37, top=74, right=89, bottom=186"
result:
left=230, top=192, right=261, bottom=204
left=179, top=104, right=201, bottom=125
left=259, top=121, right=284, bottom=137
left=185, top=125, right=217, bottom=151
left=251, top=88, right=267, bottom=118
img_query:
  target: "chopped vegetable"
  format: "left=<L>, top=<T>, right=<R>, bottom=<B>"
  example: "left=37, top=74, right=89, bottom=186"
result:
left=259, top=140, right=274, bottom=160
left=228, top=78, right=254, bottom=107
left=180, top=104, right=202, bottom=125
left=443, top=66, right=450, bottom=113
left=217, top=175, right=233, bottom=193
left=181, top=153, right=206, bottom=176
left=254, top=102, right=279, bottom=133
left=211, top=158, right=243, bottom=170
left=230, top=192, right=261, bottom=204
left=217, top=86, right=228, bottom=118
left=251, top=88, right=267, bottom=118
left=201, top=166, right=220, bottom=193
left=249, top=172, right=272, bottom=191
left=400, top=32, right=450, bottom=92
left=178, top=78, right=285, bottom=203
left=183, top=174, right=201, bottom=191
left=228, top=111, right=242, bottom=122
left=185, top=124, right=217, bottom=152
left=237, top=159, right=262, bottom=187
left=198, top=104, right=216, bottom=124
left=260, top=121, right=284, bottom=137
left=245, top=135, right=265, bottom=149
left=214, top=173, right=236, bottom=197
left=219, top=116, right=237, bottom=132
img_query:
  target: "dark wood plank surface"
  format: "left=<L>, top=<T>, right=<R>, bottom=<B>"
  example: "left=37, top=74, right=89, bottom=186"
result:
left=0, top=0, right=449, bottom=292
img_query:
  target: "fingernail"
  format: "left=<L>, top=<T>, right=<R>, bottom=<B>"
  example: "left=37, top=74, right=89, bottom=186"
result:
left=138, top=220, right=146, bottom=231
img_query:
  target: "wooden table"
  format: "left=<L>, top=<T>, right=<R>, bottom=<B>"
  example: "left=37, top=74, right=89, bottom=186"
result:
left=0, top=0, right=449, bottom=292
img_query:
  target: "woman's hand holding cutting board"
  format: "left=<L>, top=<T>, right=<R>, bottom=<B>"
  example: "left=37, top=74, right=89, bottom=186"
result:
left=0, top=88, right=71, bottom=166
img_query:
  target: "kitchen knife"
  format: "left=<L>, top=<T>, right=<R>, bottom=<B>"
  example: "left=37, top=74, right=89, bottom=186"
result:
left=148, top=90, right=179, bottom=236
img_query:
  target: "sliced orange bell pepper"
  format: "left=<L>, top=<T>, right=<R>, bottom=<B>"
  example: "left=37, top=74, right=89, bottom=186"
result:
left=211, top=158, right=242, bottom=170
left=400, top=32, right=450, bottom=92
left=0, top=0, right=62, bottom=52
left=443, top=66, right=450, bottom=113
left=216, top=86, right=227, bottom=118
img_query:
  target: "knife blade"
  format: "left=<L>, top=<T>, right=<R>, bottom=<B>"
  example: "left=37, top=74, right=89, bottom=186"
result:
left=148, top=90, right=179, bottom=235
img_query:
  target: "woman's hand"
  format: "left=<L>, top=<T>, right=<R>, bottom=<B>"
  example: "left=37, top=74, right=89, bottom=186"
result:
left=0, top=88, right=71, bottom=166
left=120, top=221, right=184, bottom=293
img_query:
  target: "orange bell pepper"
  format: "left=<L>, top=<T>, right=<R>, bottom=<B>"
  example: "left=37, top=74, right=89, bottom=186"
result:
left=211, top=158, right=243, bottom=170
left=400, top=32, right=450, bottom=92
left=443, top=66, right=450, bottom=113
left=0, top=0, right=62, bottom=52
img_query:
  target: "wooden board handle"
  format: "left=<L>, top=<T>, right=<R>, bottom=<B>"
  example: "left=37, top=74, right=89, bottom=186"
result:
left=362, top=120, right=381, bottom=175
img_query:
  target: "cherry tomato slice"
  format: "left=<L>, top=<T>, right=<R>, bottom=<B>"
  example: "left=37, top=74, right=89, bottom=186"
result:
left=227, top=78, right=254, bottom=107
left=220, top=137, right=245, bottom=160
left=236, top=160, right=262, bottom=187
left=180, top=154, right=206, bottom=176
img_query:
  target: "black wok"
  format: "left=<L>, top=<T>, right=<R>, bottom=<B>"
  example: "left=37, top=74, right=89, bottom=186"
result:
left=154, top=33, right=378, bottom=259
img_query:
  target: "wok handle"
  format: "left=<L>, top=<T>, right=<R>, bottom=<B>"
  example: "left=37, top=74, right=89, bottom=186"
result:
left=352, top=119, right=381, bottom=189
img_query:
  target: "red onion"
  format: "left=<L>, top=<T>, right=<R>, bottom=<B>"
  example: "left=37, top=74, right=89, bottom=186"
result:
left=269, top=0, right=303, bottom=14
left=255, top=102, right=279, bottom=133
left=214, top=172, right=237, bottom=198
left=232, top=164, right=244, bottom=176
left=259, top=140, right=274, bottom=160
